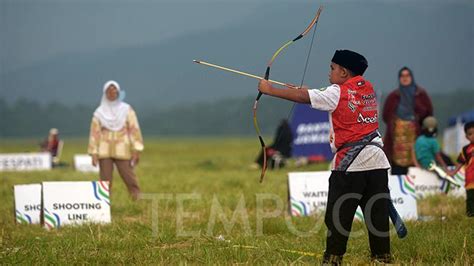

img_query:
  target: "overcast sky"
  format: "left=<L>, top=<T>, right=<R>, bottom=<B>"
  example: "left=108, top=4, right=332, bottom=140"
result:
left=1, top=0, right=264, bottom=72
left=2, top=0, right=471, bottom=72
left=1, top=0, right=472, bottom=106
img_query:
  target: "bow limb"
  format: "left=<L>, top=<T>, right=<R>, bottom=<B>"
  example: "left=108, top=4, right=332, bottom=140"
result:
left=254, top=6, right=323, bottom=183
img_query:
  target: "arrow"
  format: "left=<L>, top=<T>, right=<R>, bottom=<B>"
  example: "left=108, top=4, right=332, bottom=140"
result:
left=193, top=60, right=293, bottom=88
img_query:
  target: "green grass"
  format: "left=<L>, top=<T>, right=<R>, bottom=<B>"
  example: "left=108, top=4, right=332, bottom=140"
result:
left=0, top=138, right=473, bottom=264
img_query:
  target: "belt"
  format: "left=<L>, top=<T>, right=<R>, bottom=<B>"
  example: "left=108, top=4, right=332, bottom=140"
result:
left=337, top=141, right=383, bottom=152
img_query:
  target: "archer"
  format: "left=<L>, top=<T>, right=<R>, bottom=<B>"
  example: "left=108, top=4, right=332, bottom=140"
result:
left=258, top=50, right=392, bottom=264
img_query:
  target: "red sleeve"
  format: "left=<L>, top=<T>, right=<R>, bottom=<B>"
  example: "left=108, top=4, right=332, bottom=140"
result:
left=457, top=145, right=471, bottom=165
left=457, top=151, right=466, bottom=164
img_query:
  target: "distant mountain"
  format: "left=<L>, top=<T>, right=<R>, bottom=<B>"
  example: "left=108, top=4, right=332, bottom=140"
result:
left=1, top=2, right=472, bottom=111
left=1, top=89, right=472, bottom=138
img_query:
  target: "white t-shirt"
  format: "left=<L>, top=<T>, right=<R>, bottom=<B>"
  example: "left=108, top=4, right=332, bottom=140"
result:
left=308, top=85, right=391, bottom=171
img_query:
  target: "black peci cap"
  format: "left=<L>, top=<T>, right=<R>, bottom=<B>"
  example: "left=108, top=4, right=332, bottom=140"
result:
left=331, top=50, right=368, bottom=76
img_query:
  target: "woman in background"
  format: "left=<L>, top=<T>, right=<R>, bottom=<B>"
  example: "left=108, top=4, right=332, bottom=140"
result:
left=88, top=80, right=144, bottom=200
left=383, top=67, right=433, bottom=174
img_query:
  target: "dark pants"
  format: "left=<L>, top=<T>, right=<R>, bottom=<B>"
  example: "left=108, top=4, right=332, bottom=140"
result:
left=467, top=189, right=474, bottom=217
left=324, top=169, right=391, bottom=258
left=99, top=158, right=141, bottom=200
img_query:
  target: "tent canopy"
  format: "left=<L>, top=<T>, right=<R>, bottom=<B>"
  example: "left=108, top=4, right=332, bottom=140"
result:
left=448, top=109, right=474, bottom=127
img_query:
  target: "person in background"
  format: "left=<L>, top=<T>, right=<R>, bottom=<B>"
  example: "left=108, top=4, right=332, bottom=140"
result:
left=88, top=80, right=144, bottom=200
left=254, top=119, right=293, bottom=169
left=412, top=117, right=448, bottom=171
left=382, top=67, right=433, bottom=174
left=40, top=128, right=60, bottom=157
left=448, top=121, right=474, bottom=217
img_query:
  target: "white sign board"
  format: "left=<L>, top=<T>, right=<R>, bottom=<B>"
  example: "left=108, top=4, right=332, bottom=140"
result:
left=42, top=181, right=111, bottom=229
left=74, top=154, right=99, bottom=173
left=0, top=153, right=51, bottom=171
left=388, top=175, right=418, bottom=219
left=14, top=184, right=42, bottom=224
left=407, top=167, right=466, bottom=198
left=288, top=171, right=330, bottom=216
left=288, top=171, right=418, bottom=220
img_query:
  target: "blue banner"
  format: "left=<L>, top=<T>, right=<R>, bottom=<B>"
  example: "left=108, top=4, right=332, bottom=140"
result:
left=290, top=104, right=333, bottom=160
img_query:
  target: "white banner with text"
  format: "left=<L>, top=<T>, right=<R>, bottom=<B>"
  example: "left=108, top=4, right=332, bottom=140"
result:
left=0, top=153, right=51, bottom=171
left=14, top=184, right=42, bottom=224
left=288, top=171, right=418, bottom=220
left=42, top=181, right=111, bottom=229
left=407, top=167, right=466, bottom=198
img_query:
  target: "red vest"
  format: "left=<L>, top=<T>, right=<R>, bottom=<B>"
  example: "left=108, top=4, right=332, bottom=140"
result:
left=332, top=76, right=379, bottom=168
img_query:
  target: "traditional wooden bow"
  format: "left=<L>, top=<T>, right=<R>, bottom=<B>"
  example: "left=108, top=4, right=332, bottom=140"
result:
left=254, top=6, right=323, bottom=183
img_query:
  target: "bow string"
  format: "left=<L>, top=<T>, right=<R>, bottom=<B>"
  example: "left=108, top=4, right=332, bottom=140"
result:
left=254, top=6, right=323, bottom=183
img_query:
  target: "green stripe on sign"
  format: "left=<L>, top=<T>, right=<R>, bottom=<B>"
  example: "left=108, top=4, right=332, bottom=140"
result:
left=16, top=214, right=28, bottom=224
left=404, top=182, right=416, bottom=194
left=98, top=188, right=109, bottom=200
left=44, top=214, right=57, bottom=227
left=291, top=202, right=304, bottom=215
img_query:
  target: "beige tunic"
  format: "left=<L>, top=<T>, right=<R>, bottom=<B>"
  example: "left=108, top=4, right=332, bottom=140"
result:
left=88, top=108, right=144, bottom=160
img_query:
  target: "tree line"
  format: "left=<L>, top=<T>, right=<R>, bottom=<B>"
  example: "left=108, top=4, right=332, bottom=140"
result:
left=1, top=89, right=472, bottom=138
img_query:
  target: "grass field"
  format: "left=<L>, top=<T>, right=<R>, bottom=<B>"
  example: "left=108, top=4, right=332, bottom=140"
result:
left=1, top=138, right=473, bottom=264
